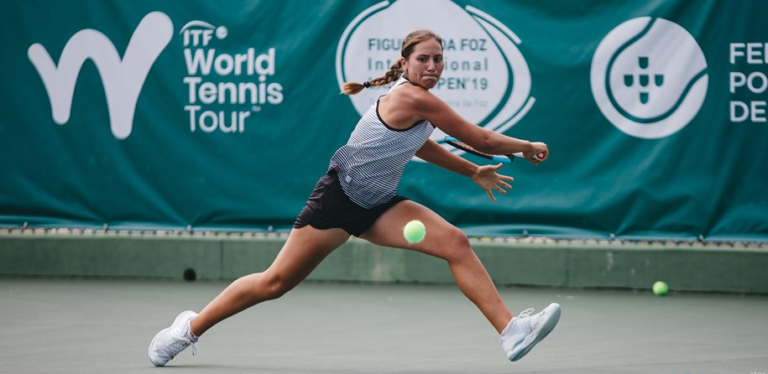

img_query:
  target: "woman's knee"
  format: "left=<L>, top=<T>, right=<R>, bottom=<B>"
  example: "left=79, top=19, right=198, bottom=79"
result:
left=435, top=227, right=472, bottom=262
left=261, top=273, right=295, bottom=300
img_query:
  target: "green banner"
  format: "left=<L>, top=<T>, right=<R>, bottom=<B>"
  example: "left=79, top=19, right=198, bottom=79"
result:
left=1, top=0, right=767, bottom=240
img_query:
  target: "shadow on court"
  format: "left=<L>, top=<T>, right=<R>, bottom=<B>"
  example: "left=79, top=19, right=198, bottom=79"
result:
left=1, top=278, right=766, bottom=374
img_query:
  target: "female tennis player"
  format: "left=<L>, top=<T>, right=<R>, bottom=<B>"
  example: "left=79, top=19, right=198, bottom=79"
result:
left=148, top=29, right=560, bottom=366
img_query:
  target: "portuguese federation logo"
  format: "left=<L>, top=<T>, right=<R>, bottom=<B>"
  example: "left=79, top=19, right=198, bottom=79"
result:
left=591, top=17, right=708, bottom=139
left=336, top=0, right=533, bottom=157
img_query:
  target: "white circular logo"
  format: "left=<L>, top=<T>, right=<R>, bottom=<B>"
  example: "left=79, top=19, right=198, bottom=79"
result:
left=215, top=26, right=228, bottom=39
left=336, top=0, right=534, bottom=158
left=591, top=17, right=708, bottom=139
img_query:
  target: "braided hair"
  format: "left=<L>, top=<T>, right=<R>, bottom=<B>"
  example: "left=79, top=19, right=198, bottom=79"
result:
left=341, top=29, right=443, bottom=95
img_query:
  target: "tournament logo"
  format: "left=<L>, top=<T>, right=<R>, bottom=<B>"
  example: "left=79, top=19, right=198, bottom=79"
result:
left=591, top=17, right=708, bottom=139
left=336, top=0, right=533, bottom=157
left=180, top=20, right=283, bottom=135
left=28, top=12, right=173, bottom=140
left=29, top=12, right=283, bottom=140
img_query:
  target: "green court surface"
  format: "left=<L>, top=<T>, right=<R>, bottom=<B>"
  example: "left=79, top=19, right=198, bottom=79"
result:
left=1, top=278, right=766, bottom=374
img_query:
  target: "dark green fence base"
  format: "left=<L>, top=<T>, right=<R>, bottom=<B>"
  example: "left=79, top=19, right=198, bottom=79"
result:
left=1, top=231, right=766, bottom=294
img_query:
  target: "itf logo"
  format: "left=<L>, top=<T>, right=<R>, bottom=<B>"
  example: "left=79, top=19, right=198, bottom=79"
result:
left=591, top=17, right=708, bottom=139
left=180, top=19, right=283, bottom=134
left=336, top=0, right=534, bottom=157
left=28, top=12, right=173, bottom=139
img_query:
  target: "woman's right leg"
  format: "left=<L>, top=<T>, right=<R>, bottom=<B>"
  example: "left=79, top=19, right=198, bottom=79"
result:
left=189, top=225, right=350, bottom=336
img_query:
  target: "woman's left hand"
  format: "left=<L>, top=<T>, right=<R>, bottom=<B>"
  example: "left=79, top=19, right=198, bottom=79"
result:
left=471, top=163, right=514, bottom=201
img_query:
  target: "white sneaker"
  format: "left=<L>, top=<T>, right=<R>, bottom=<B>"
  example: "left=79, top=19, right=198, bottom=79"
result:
left=500, top=303, right=561, bottom=361
left=148, top=311, right=199, bottom=367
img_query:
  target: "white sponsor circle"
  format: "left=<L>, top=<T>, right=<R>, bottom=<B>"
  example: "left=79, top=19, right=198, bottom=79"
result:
left=591, top=17, right=708, bottom=139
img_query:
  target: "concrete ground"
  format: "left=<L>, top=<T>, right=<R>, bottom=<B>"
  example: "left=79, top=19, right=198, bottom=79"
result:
left=1, top=278, right=766, bottom=374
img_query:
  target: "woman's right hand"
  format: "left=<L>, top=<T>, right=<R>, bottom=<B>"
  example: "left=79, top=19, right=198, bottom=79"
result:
left=524, top=142, right=549, bottom=165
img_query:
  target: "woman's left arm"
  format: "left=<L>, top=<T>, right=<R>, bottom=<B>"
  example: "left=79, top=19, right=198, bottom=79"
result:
left=415, top=139, right=513, bottom=201
left=415, top=139, right=478, bottom=177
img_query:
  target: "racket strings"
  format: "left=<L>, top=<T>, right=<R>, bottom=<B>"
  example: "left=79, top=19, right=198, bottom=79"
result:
left=447, top=140, right=496, bottom=157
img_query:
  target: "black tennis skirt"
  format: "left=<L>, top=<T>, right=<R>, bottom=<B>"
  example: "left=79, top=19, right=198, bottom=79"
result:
left=293, top=169, right=407, bottom=237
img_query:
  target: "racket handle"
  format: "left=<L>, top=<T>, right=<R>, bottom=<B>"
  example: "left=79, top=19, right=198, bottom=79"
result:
left=445, top=136, right=544, bottom=161
left=512, top=152, right=545, bottom=160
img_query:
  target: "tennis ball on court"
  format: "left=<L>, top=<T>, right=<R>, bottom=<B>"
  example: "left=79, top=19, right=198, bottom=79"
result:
left=653, top=281, right=669, bottom=296
left=403, top=220, right=426, bottom=244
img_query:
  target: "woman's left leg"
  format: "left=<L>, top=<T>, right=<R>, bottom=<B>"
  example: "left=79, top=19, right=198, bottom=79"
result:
left=359, top=200, right=512, bottom=333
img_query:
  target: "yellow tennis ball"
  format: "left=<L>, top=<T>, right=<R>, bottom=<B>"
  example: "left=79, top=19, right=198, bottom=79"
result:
left=653, top=281, right=669, bottom=296
left=403, top=220, right=426, bottom=244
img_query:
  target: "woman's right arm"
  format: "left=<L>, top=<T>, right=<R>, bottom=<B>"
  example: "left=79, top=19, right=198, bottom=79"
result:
left=399, top=85, right=548, bottom=163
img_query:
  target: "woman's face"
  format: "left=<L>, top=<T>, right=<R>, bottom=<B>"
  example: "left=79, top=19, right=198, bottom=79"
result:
left=402, top=38, right=444, bottom=90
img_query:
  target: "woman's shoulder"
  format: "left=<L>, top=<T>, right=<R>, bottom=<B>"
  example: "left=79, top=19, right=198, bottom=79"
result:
left=387, top=82, right=436, bottom=108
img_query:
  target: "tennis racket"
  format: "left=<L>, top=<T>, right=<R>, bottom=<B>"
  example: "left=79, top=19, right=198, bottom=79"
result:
left=444, top=136, right=544, bottom=163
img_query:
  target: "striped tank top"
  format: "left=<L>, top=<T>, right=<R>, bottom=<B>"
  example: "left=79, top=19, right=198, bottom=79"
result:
left=330, top=78, right=435, bottom=208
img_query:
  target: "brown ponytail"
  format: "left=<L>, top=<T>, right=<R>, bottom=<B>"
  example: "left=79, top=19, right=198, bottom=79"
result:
left=341, top=60, right=403, bottom=95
